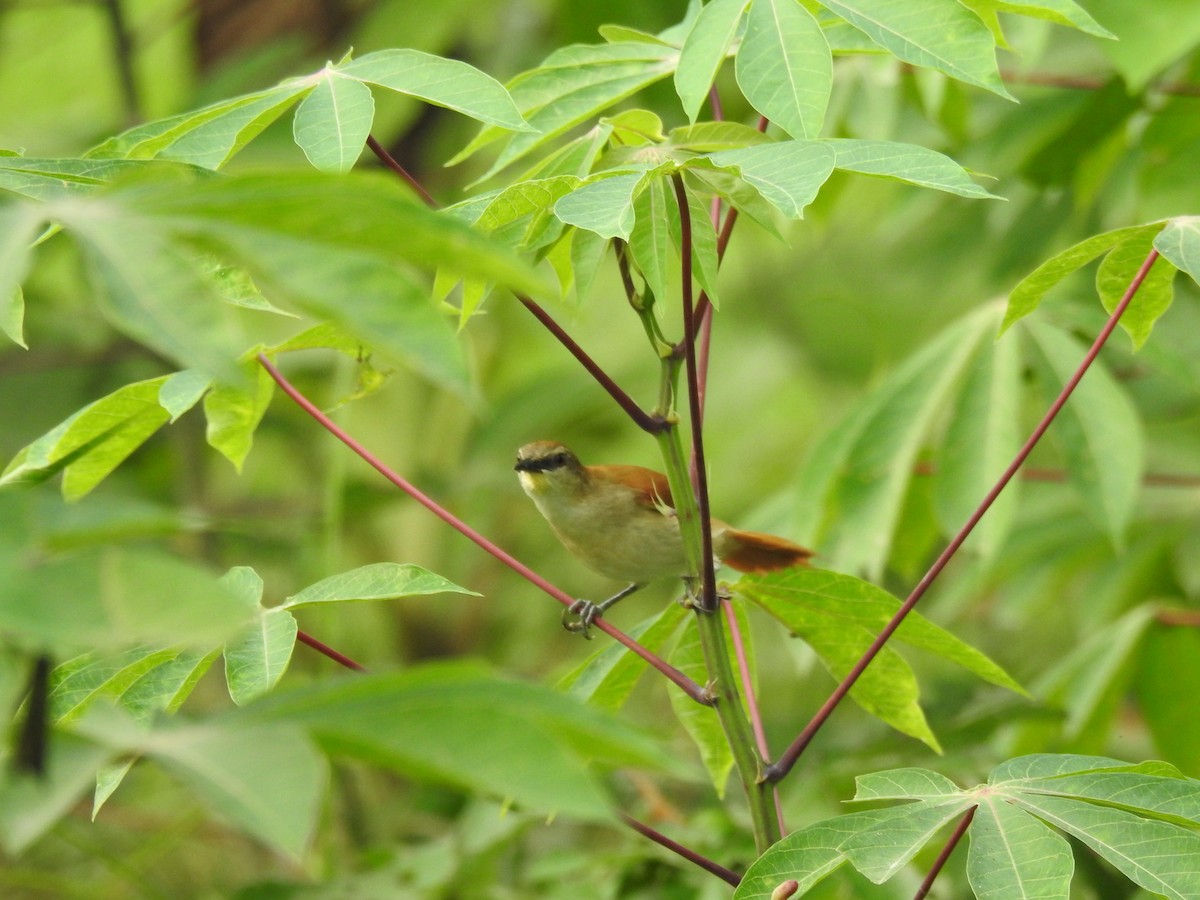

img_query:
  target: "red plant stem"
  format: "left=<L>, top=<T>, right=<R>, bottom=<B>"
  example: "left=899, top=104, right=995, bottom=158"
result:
left=618, top=811, right=741, bottom=887
left=256, top=354, right=709, bottom=703
left=1158, top=609, right=1200, bottom=627
left=671, top=174, right=718, bottom=612
left=915, top=460, right=1200, bottom=487
left=366, top=135, right=438, bottom=208
left=723, top=598, right=787, bottom=836
left=914, top=806, right=977, bottom=899
left=518, top=294, right=666, bottom=434
left=766, top=249, right=1162, bottom=781
left=296, top=629, right=367, bottom=672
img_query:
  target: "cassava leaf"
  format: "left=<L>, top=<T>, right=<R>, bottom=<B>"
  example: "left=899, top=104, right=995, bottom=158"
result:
left=735, top=0, right=832, bottom=139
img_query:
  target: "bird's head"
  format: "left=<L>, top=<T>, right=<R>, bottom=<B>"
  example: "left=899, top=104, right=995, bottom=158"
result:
left=514, top=441, right=588, bottom=496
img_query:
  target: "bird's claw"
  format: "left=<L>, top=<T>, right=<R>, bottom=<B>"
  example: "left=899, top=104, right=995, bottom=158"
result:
left=562, top=599, right=601, bottom=639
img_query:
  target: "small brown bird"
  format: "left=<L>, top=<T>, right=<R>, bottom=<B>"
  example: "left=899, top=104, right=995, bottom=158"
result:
left=515, top=440, right=812, bottom=635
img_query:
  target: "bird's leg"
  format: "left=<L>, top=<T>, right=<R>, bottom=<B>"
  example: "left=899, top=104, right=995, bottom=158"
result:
left=562, top=583, right=643, bottom=639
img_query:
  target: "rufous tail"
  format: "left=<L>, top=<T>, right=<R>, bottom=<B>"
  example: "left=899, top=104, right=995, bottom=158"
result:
left=720, top=529, right=813, bottom=573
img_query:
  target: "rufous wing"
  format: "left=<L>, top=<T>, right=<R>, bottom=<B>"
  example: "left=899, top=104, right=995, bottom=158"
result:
left=719, top=529, right=813, bottom=573
left=591, top=464, right=675, bottom=511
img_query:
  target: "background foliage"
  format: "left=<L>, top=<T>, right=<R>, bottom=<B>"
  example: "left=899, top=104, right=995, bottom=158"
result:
left=1, top=0, right=1198, bottom=896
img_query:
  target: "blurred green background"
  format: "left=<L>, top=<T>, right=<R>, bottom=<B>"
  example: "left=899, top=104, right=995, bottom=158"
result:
left=2, top=0, right=1199, bottom=896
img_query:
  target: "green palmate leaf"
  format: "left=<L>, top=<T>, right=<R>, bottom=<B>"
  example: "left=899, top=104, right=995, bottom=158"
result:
left=821, top=0, right=1011, bottom=98
left=203, top=359, right=275, bottom=472
left=224, top=608, right=298, bottom=706
left=558, top=604, right=687, bottom=712
left=796, top=307, right=995, bottom=577
left=736, top=754, right=1200, bottom=899
left=451, top=42, right=678, bottom=178
left=853, top=767, right=961, bottom=800
left=667, top=606, right=743, bottom=797
left=1096, top=227, right=1176, bottom=349
left=736, top=0, right=832, bottom=139
left=666, top=121, right=775, bottom=152
left=337, top=49, right=532, bottom=131
left=739, top=570, right=1023, bottom=690
left=1018, top=769, right=1200, bottom=827
left=570, top=225, right=610, bottom=304
left=1009, top=793, right=1200, bottom=897
left=51, top=646, right=181, bottom=723
left=0, top=158, right=191, bottom=200
left=225, top=231, right=468, bottom=391
left=128, top=170, right=551, bottom=300
left=602, top=108, right=666, bottom=145
left=0, top=375, right=171, bottom=500
left=516, top=123, right=613, bottom=182
left=284, top=562, right=477, bottom=608
left=58, top=205, right=246, bottom=384
left=0, top=549, right=252, bottom=654
left=733, top=803, right=969, bottom=897
left=628, top=176, right=677, bottom=305
left=267, top=322, right=368, bottom=356
left=684, top=164, right=782, bottom=237
left=75, top=709, right=325, bottom=861
left=738, top=569, right=1021, bottom=748
left=87, top=84, right=311, bottom=168
left=158, top=369, right=213, bottom=423
left=1154, top=216, right=1200, bottom=288
left=1001, top=223, right=1160, bottom=332
left=1025, top=320, right=1143, bottom=544
left=797, top=610, right=941, bottom=750
left=934, top=319, right=1022, bottom=557
left=291, top=70, right=374, bottom=172
left=674, top=0, right=751, bottom=121
left=703, top=139, right=836, bottom=218
left=219, top=565, right=298, bottom=705
left=967, top=797, right=1074, bottom=899
left=199, top=255, right=295, bottom=317
left=680, top=182, right=721, bottom=304
left=825, top=138, right=998, bottom=198
left=249, top=661, right=684, bottom=821
left=472, top=175, right=583, bottom=255
left=554, top=171, right=648, bottom=240
left=960, top=0, right=1115, bottom=40
left=35, top=643, right=221, bottom=818
left=599, top=24, right=679, bottom=46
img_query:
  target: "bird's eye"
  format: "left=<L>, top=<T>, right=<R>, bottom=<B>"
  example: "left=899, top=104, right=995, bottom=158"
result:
left=552, top=452, right=568, bottom=466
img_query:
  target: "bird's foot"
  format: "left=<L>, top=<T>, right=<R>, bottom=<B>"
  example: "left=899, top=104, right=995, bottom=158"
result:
left=562, top=599, right=601, bottom=639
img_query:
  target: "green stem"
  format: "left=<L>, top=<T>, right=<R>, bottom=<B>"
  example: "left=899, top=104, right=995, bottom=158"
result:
left=653, top=426, right=780, bottom=851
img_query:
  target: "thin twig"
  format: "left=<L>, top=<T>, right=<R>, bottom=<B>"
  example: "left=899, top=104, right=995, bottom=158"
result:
left=913, top=460, right=1200, bottom=486
left=998, top=69, right=1200, bottom=97
left=914, top=806, right=977, bottom=899
left=296, top=629, right=367, bottom=672
left=1158, top=609, right=1200, bottom=627
left=363, top=132, right=661, bottom=434
left=766, top=249, right=1163, bottom=781
left=618, top=811, right=742, bottom=887
left=257, top=353, right=709, bottom=703
left=366, top=135, right=438, bottom=207
left=518, top=295, right=666, bottom=434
